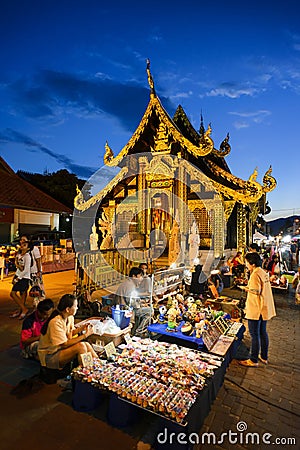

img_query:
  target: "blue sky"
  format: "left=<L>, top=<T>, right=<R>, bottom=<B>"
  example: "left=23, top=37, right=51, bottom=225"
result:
left=0, top=0, right=299, bottom=220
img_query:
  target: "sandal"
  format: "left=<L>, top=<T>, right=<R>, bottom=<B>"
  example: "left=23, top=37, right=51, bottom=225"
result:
left=10, top=311, right=21, bottom=318
left=259, top=356, right=268, bottom=364
left=239, top=359, right=258, bottom=367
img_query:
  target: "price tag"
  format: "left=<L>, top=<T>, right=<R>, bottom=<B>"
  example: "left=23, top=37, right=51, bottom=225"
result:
left=124, top=333, right=132, bottom=344
left=79, top=351, right=93, bottom=367
left=104, top=341, right=117, bottom=358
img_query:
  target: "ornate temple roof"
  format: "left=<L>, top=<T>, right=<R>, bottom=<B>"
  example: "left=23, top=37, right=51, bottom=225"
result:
left=75, top=61, right=276, bottom=211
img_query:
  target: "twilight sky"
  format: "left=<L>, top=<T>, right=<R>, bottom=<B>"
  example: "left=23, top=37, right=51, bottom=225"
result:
left=0, top=0, right=299, bottom=221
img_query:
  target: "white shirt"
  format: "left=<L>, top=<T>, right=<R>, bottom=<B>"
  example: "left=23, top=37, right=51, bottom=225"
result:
left=30, top=246, right=41, bottom=274
left=15, top=252, right=31, bottom=280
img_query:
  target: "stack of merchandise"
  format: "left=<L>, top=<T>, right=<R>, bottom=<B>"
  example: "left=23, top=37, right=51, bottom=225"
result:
left=72, top=339, right=223, bottom=424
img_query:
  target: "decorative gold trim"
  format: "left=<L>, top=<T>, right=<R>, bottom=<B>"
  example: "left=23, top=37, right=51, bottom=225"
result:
left=74, top=167, right=128, bottom=211
left=104, top=96, right=214, bottom=167
left=237, top=204, right=247, bottom=251
left=223, top=200, right=236, bottom=221
left=213, top=202, right=225, bottom=258
left=212, top=133, right=231, bottom=157
left=204, top=160, right=263, bottom=204
left=263, top=166, right=277, bottom=193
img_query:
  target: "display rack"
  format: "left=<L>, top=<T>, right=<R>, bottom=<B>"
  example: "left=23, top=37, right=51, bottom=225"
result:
left=152, top=266, right=186, bottom=296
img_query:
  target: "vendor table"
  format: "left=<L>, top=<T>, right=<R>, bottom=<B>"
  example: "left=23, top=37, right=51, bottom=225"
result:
left=72, top=324, right=245, bottom=450
left=72, top=351, right=229, bottom=450
left=148, top=321, right=244, bottom=356
left=147, top=321, right=204, bottom=349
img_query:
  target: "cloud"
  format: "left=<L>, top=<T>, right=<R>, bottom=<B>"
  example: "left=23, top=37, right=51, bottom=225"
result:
left=232, top=121, right=250, bottom=130
left=7, top=70, right=175, bottom=131
left=0, top=128, right=97, bottom=178
left=229, top=110, right=271, bottom=119
left=169, top=91, right=193, bottom=100
left=206, top=82, right=260, bottom=98
left=229, top=110, right=271, bottom=129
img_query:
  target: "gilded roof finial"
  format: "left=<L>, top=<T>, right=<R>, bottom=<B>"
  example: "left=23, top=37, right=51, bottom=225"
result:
left=199, top=112, right=205, bottom=137
left=146, top=59, right=156, bottom=97
left=249, top=167, right=258, bottom=182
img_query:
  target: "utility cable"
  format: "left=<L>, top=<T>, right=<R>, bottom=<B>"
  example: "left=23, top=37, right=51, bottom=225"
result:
left=224, top=375, right=300, bottom=418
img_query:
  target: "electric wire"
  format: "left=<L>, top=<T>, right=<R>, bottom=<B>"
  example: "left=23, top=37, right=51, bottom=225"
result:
left=224, top=375, right=300, bottom=418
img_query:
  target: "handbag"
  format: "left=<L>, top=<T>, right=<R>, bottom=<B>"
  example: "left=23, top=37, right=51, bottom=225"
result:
left=29, top=284, right=43, bottom=298
left=29, top=275, right=45, bottom=300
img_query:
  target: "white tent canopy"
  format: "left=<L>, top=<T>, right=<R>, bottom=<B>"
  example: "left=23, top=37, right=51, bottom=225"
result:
left=253, top=231, right=267, bottom=242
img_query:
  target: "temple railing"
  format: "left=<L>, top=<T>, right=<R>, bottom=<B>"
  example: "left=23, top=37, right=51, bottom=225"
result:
left=75, top=248, right=149, bottom=295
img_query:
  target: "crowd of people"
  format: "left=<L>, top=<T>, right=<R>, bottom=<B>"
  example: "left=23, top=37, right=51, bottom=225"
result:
left=3, top=234, right=299, bottom=380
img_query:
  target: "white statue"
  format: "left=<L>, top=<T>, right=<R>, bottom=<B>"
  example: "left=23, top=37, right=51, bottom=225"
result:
left=89, top=224, right=98, bottom=251
left=188, top=221, right=200, bottom=267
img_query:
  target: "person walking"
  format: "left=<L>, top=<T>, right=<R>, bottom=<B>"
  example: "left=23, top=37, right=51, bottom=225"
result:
left=10, top=239, right=32, bottom=319
left=239, top=252, right=276, bottom=367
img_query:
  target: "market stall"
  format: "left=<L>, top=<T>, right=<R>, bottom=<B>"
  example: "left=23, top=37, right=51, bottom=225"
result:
left=70, top=290, right=244, bottom=449
left=72, top=338, right=231, bottom=447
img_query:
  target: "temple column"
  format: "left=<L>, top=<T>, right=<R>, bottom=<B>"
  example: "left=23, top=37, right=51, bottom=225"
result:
left=138, top=157, right=147, bottom=235
left=237, top=203, right=247, bottom=252
left=213, top=197, right=225, bottom=258
left=177, top=161, right=188, bottom=262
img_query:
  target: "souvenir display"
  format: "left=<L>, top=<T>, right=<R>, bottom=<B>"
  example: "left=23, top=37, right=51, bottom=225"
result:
left=201, top=324, right=221, bottom=351
left=166, top=307, right=178, bottom=331
left=210, top=335, right=235, bottom=356
left=181, top=322, right=193, bottom=335
left=72, top=339, right=223, bottom=424
left=226, top=321, right=244, bottom=337
left=157, top=305, right=167, bottom=323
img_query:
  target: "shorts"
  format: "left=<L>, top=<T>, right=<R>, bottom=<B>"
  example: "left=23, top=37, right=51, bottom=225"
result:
left=12, top=278, right=31, bottom=293
left=43, top=351, right=61, bottom=370
left=21, top=342, right=39, bottom=360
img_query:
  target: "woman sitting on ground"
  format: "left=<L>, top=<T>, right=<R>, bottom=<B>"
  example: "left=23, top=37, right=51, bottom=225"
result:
left=38, top=294, right=98, bottom=370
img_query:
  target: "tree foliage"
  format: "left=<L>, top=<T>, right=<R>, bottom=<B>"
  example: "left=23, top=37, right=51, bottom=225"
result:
left=17, top=169, right=91, bottom=209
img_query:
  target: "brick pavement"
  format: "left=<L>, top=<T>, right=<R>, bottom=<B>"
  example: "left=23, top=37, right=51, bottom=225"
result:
left=195, top=287, right=300, bottom=450
left=0, top=272, right=299, bottom=449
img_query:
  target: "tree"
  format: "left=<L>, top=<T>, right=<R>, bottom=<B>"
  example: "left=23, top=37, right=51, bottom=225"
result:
left=17, top=169, right=91, bottom=209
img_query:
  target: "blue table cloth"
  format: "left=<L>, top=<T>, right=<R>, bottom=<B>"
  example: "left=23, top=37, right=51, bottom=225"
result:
left=147, top=321, right=204, bottom=348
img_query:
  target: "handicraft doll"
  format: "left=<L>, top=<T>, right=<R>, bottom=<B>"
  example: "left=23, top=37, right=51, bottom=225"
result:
left=158, top=305, right=167, bottom=323
left=166, top=307, right=178, bottom=331
left=195, top=319, right=207, bottom=338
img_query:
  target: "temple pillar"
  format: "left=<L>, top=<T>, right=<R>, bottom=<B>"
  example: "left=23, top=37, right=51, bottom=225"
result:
left=213, top=198, right=225, bottom=258
left=138, top=157, right=147, bottom=234
left=177, top=161, right=188, bottom=261
left=237, top=203, right=247, bottom=252
left=177, top=161, right=188, bottom=233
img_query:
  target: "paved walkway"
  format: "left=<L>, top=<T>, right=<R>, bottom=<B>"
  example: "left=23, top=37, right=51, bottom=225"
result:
left=0, top=271, right=299, bottom=449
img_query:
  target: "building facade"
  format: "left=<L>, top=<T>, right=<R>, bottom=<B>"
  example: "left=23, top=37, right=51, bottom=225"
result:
left=74, top=62, right=276, bottom=282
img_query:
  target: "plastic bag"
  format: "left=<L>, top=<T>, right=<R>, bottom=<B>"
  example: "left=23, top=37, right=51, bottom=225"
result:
left=101, top=317, right=121, bottom=335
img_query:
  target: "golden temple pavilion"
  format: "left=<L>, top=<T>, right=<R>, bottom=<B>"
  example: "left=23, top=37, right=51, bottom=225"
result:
left=74, top=61, right=276, bottom=284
